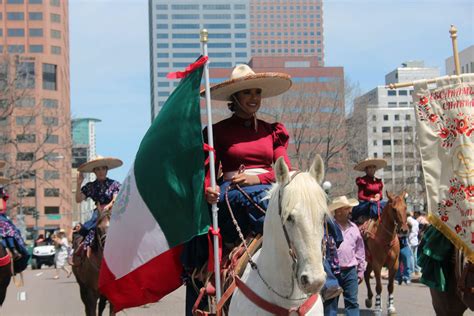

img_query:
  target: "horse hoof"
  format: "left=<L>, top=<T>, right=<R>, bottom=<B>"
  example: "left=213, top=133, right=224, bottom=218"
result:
left=388, top=306, right=397, bottom=315
left=365, top=298, right=372, bottom=308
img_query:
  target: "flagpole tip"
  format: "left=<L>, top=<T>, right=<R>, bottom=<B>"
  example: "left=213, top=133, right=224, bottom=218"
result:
left=200, top=29, right=209, bottom=43
left=449, top=25, right=458, bottom=39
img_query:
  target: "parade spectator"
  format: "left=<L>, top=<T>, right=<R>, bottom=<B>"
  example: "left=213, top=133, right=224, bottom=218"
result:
left=52, top=230, right=72, bottom=279
left=326, top=196, right=365, bottom=316
left=407, top=211, right=421, bottom=278
left=396, top=230, right=413, bottom=285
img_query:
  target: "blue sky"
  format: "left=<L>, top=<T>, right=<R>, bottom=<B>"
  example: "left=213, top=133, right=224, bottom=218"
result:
left=70, top=0, right=473, bottom=182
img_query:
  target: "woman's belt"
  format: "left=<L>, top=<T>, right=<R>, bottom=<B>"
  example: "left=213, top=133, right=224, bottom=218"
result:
left=223, top=168, right=269, bottom=181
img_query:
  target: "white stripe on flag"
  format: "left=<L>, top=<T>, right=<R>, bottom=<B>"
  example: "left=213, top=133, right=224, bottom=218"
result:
left=104, top=167, right=170, bottom=279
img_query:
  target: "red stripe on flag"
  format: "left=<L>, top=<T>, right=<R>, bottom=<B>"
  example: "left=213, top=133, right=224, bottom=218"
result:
left=99, top=245, right=184, bottom=312
left=166, top=56, right=209, bottom=79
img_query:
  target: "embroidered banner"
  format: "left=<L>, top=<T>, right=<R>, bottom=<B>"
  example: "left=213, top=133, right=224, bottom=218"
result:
left=413, top=74, right=474, bottom=261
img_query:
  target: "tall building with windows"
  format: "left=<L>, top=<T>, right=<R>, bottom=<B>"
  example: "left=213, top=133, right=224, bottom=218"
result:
left=250, top=0, right=324, bottom=64
left=71, top=118, right=100, bottom=224
left=0, top=0, right=71, bottom=239
left=353, top=61, right=439, bottom=210
left=149, top=0, right=251, bottom=120
left=446, top=45, right=474, bottom=75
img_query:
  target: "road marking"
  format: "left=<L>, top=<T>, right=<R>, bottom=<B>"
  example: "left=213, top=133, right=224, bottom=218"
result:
left=35, top=272, right=43, bottom=277
left=17, top=291, right=27, bottom=301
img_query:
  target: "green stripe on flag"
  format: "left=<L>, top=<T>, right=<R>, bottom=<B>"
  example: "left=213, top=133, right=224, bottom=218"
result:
left=134, top=65, right=210, bottom=247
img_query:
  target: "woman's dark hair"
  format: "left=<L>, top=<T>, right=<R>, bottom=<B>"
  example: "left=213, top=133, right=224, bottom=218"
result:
left=227, top=93, right=238, bottom=112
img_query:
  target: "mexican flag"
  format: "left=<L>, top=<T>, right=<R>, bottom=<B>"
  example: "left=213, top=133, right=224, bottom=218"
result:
left=99, top=57, right=211, bottom=311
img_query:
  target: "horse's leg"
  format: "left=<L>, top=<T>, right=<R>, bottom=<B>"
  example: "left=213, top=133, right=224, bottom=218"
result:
left=83, top=288, right=99, bottom=316
left=364, top=263, right=373, bottom=308
left=386, top=258, right=398, bottom=315
left=373, top=264, right=383, bottom=314
left=98, top=296, right=107, bottom=316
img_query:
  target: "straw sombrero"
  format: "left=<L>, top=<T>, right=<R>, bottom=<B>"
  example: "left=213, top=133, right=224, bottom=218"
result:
left=77, top=155, right=123, bottom=173
left=0, top=161, right=5, bottom=169
left=0, top=177, right=8, bottom=185
left=328, top=196, right=359, bottom=212
left=354, top=158, right=387, bottom=172
left=204, top=64, right=292, bottom=101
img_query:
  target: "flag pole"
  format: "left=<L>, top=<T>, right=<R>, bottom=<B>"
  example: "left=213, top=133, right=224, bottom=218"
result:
left=200, top=28, right=222, bottom=302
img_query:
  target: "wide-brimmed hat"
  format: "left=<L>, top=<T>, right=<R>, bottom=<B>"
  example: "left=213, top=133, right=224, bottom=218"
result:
left=204, top=64, right=292, bottom=101
left=78, top=155, right=123, bottom=173
left=328, top=196, right=359, bottom=212
left=0, top=177, right=8, bottom=185
left=0, top=161, right=5, bottom=169
left=354, top=158, right=387, bottom=172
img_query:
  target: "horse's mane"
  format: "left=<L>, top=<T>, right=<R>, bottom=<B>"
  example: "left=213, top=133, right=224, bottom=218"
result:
left=267, top=172, right=329, bottom=222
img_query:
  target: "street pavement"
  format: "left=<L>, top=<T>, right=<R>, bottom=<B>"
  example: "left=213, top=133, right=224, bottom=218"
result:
left=2, top=267, right=473, bottom=315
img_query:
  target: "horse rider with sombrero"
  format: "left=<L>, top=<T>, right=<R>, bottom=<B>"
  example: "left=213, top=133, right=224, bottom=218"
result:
left=73, top=156, right=122, bottom=257
left=0, top=162, right=30, bottom=272
left=351, top=158, right=388, bottom=224
left=182, top=64, right=292, bottom=316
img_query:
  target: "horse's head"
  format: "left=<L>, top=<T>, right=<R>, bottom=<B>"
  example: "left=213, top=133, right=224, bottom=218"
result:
left=272, top=155, right=328, bottom=294
left=386, top=191, right=409, bottom=234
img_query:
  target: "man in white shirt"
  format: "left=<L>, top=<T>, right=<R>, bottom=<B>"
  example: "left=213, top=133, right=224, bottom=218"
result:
left=407, top=212, right=421, bottom=278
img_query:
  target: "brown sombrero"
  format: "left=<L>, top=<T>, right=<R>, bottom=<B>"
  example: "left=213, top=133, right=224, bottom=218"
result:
left=354, top=158, right=387, bottom=172
left=202, top=64, right=292, bottom=101
left=78, top=155, right=123, bottom=173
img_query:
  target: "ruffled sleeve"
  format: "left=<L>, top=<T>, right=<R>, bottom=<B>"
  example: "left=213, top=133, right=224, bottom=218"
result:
left=257, top=122, right=292, bottom=184
left=81, top=182, right=94, bottom=199
left=356, top=177, right=366, bottom=187
left=109, top=180, right=121, bottom=195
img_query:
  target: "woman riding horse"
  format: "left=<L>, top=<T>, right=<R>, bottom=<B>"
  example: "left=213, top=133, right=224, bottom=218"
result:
left=73, top=156, right=122, bottom=257
left=182, top=64, right=293, bottom=315
left=0, top=173, right=29, bottom=274
left=351, top=158, right=388, bottom=224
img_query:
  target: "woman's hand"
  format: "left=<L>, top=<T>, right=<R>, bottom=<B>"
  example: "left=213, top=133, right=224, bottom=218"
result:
left=205, top=186, right=220, bottom=204
left=77, top=172, right=84, bottom=186
left=231, top=174, right=260, bottom=186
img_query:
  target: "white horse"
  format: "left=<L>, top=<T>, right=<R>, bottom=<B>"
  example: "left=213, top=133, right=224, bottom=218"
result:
left=229, top=155, right=328, bottom=315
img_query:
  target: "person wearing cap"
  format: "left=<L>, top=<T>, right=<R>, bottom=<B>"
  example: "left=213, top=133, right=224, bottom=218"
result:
left=351, top=158, right=388, bottom=224
left=182, top=64, right=292, bottom=315
left=73, top=156, right=122, bottom=255
left=325, top=196, right=366, bottom=316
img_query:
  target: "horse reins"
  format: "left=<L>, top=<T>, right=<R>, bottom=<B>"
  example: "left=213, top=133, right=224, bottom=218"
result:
left=225, top=171, right=310, bottom=301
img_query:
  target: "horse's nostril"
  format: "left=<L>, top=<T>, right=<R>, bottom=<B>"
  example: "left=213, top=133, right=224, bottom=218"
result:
left=300, top=275, right=309, bottom=286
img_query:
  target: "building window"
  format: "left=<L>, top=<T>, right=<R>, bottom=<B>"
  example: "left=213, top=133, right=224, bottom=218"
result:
left=7, top=28, right=25, bottom=37
left=388, top=102, right=397, bottom=108
left=29, top=0, right=42, bottom=3
left=235, top=52, right=247, bottom=58
left=157, top=53, right=169, bottom=58
left=50, top=13, right=60, bottom=23
left=393, top=126, right=402, bottom=132
left=203, top=23, right=231, bottom=29
left=42, top=63, right=57, bottom=90
left=7, top=0, right=24, bottom=3
left=155, top=4, right=167, bottom=10
left=171, top=14, right=199, bottom=19
left=383, top=115, right=389, bottom=121
left=51, top=29, right=61, bottom=39
left=208, top=43, right=231, bottom=48
left=171, top=4, right=198, bottom=10
left=43, top=98, right=58, bottom=108
left=235, top=33, right=247, bottom=38
left=44, top=152, right=61, bottom=161
left=382, top=126, right=391, bottom=133
left=7, top=12, right=24, bottom=20
left=399, top=102, right=408, bottom=107
left=7, top=45, right=25, bottom=53
left=404, top=126, right=413, bottom=132
left=393, top=139, right=402, bottom=145
left=16, top=134, right=36, bottom=143
left=398, top=90, right=408, bottom=96
left=157, top=62, right=169, bottom=68
left=44, top=188, right=59, bottom=197
left=51, top=45, right=61, bottom=54
left=15, top=98, right=35, bottom=107
left=235, top=43, right=247, bottom=48
left=372, top=115, right=376, bottom=121
left=373, top=127, right=377, bottom=133
left=17, top=152, right=34, bottom=161
left=44, top=170, right=59, bottom=180
left=234, top=14, right=246, bottom=19
left=374, top=153, right=378, bottom=158
left=382, top=140, right=391, bottom=146
left=18, top=188, right=35, bottom=197
left=16, top=61, right=35, bottom=88
left=29, top=28, right=43, bottom=37
left=387, top=90, right=396, bottom=96
left=156, top=14, right=167, bottom=19
left=202, top=4, right=230, bottom=10
left=16, top=116, right=35, bottom=125
left=50, top=0, right=59, bottom=6
left=156, top=33, right=168, bottom=39
left=44, top=206, right=59, bottom=214
left=43, top=116, right=58, bottom=126
left=172, top=24, right=199, bottom=29
left=406, top=114, right=411, bottom=120
left=394, top=114, right=400, bottom=121
left=29, top=45, right=43, bottom=53
left=373, top=140, right=377, bottom=146
left=44, top=134, right=58, bottom=144
left=29, top=12, right=43, bottom=20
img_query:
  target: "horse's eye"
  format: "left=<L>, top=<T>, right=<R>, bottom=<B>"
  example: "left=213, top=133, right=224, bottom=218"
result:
left=287, top=215, right=295, bottom=223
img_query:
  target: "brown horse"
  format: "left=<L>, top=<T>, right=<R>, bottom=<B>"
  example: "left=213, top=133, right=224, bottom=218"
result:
left=72, top=210, right=115, bottom=316
left=0, top=243, right=11, bottom=307
left=363, top=191, right=408, bottom=315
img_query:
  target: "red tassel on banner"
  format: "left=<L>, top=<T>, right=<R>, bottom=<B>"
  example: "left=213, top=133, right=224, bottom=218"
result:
left=207, top=226, right=222, bottom=272
left=166, top=56, right=209, bottom=79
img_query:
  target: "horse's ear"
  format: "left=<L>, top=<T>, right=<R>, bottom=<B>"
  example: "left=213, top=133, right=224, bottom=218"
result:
left=309, top=154, right=325, bottom=184
left=386, top=191, right=394, bottom=200
left=275, top=157, right=290, bottom=185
